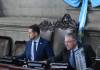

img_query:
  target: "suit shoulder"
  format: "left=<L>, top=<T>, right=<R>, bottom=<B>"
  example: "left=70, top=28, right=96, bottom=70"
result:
left=83, top=43, right=92, bottom=48
left=26, top=40, right=31, bottom=43
left=83, top=43, right=95, bottom=54
left=40, top=37, right=49, bottom=44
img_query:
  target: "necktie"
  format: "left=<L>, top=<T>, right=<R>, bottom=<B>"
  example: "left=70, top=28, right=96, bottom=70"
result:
left=69, top=50, right=76, bottom=69
left=34, top=42, right=37, bottom=59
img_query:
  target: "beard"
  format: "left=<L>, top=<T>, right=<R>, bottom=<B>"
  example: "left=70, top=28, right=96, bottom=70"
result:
left=31, top=35, right=39, bottom=40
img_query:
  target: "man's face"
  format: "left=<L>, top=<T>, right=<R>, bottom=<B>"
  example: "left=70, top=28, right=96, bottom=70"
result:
left=28, top=29, right=37, bottom=39
left=64, top=36, right=76, bottom=50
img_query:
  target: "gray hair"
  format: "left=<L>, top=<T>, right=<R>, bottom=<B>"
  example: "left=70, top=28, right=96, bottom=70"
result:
left=65, top=31, right=77, bottom=40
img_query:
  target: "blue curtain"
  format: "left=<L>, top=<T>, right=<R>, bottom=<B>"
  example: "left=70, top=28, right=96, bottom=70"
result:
left=90, top=0, right=100, bottom=7
left=63, top=0, right=80, bottom=7
left=64, top=0, right=100, bottom=38
left=78, top=0, right=88, bottom=32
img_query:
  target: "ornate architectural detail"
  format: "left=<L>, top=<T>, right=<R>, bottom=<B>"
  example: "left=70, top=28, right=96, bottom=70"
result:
left=53, top=14, right=77, bottom=32
left=39, top=20, right=54, bottom=31
left=38, top=14, right=78, bottom=32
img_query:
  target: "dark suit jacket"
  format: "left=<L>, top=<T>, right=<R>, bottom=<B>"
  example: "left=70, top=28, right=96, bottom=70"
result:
left=18, top=37, right=54, bottom=61
left=47, top=42, right=96, bottom=70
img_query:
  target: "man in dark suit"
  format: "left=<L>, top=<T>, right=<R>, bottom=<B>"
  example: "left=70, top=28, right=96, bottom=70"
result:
left=48, top=33, right=96, bottom=70
left=18, top=24, right=54, bottom=61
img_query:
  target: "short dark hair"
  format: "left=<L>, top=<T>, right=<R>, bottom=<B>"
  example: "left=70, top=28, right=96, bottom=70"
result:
left=29, top=24, right=40, bottom=35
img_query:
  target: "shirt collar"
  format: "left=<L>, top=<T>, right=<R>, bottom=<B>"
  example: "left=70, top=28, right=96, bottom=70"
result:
left=73, top=45, right=78, bottom=52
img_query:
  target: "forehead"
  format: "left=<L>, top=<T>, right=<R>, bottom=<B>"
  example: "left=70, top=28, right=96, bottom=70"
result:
left=65, top=36, right=74, bottom=41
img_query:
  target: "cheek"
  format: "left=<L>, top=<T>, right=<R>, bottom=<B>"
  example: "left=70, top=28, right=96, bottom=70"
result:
left=67, top=43, right=71, bottom=46
left=65, top=43, right=71, bottom=50
left=67, top=43, right=73, bottom=48
left=65, top=42, right=72, bottom=46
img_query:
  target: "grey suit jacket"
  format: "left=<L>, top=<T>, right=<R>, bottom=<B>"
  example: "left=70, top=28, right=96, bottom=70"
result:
left=47, top=42, right=96, bottom=70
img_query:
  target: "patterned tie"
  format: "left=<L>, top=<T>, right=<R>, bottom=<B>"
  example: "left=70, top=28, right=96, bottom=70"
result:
left=69, top=50, right=76, bottom=69
left=34, top=42, right=37, bottom=60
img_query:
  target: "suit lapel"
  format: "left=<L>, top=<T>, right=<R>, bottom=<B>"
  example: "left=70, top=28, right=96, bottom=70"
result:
left=37, top=38, right=43, bottom=54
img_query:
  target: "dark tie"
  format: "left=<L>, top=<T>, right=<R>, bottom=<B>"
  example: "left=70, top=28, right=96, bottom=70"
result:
left=34, top=42, right=37, bottom=59
left=69, top=50, right=76, bottom=69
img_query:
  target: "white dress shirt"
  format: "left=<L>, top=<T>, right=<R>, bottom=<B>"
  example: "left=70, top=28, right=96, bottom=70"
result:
left=31, top=37, right=40, bottom=61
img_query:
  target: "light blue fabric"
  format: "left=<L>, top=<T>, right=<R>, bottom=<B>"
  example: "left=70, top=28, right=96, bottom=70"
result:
left=79, top=0, right=88, bottom=32
left=64, top=0, right=100, bottom=39
left=64, top=0, right=88, bottom=35
left=90, top=0, right=100, bottom=7
left=64, top=0, right=80, bottom=7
